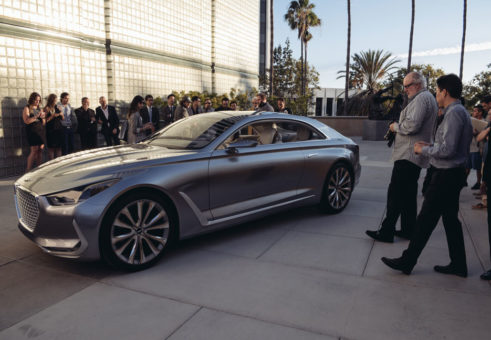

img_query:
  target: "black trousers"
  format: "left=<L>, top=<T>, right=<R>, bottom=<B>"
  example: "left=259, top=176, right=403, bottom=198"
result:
left=488, top=186, right=491, bottom=262
left=380, top=160, right=421, bottom=235
left=403, top=167, right=467, bottom=270
left=103, top=132, right=120, bottom=146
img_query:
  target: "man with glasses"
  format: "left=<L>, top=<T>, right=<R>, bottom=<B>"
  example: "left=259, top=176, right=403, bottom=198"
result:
left=203, top=98, right=214, bottom=113
left=366, top=72, right=437, bottom=243
left=140, top=94, right=159, bottom=135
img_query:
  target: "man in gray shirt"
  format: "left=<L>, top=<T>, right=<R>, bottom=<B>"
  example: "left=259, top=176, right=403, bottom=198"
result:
left=382, top=74, right=472, bottom=277
left=366, top=72, right=437, bottom=242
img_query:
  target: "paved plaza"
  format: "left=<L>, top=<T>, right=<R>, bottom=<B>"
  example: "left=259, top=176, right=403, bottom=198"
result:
left=0, top=137, right=490, bottom=339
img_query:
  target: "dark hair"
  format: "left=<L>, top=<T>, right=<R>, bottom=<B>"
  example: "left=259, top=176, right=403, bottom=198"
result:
left=436, top=74, right=462, bottom=99
left=145, top=94, right=153, bottom=101
left=191, top=96, right=200, bottom=102
left=474, top=104, right=485, bottom=114
left=230, top=100, right=237, bottom=105
left=221, top=97, right=229, bottom=102
left=180, top=96, right=191, bottom=106
left=128, top=95, right=144, bottom=118
left=46, top=93, right=57, bottom=108
left=257, top=93, right=267, bottom=100
left=167, top=94, right=175, bottom=99
left=277, top=97, right=285, bottom=102
left=81, top=97, right=88, bottom=103
left=28, top=92, right=41, bottom=106
left=482, top=95, right=491, bottom=104
left=60, top=92, right=69, bottom=100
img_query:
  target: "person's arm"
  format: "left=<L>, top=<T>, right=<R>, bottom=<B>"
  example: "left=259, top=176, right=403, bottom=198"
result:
left=477, top=126, right=490, bottom=142
left=23, top=107, right=36, bottom=124
left=421, top=110, right=463, bottom=159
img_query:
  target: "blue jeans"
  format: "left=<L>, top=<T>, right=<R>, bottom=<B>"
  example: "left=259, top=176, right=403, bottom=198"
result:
left=62, top=127, right=74, bottom=155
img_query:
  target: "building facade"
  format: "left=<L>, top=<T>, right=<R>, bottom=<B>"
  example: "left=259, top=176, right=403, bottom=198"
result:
left=312, top=88, right=359, bottom=116
left=0, top=0, right=264, bottom=176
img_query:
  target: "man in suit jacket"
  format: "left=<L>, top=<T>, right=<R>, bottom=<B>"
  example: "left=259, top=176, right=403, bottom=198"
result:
left=96, top=96, right=120, bottom=146
left=140, top=94, right=159, bottom=136
left=75, top=97, right=97, bottom=150
left=161, top=94, right=176, bottom=127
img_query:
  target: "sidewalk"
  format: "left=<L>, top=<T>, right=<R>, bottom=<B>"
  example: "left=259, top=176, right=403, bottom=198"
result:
left=0, top=137, right=490, bottom=340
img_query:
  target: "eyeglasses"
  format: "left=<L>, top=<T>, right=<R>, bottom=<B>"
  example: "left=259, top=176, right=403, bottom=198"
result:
left=205, top=102, right=211, bottom=105
left=404, top=82, right=415, bottom=89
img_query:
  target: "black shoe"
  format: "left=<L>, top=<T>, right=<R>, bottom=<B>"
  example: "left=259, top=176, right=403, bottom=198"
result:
left=471, top=182, right=481, bottom=190
left=381, top=256, right=414, bottom=275
left=366, top=230, right=393, bottom=243
left=434, top=264, right=467, bottom=278
left=480, top=269, right=491, bottom=280
left=394, top=230, right=412, bottom=240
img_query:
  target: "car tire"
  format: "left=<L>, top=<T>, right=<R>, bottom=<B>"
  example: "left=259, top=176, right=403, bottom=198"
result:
left=100, top=191, right=175, bottom=270
left=320, top=162, right=353, bottom=214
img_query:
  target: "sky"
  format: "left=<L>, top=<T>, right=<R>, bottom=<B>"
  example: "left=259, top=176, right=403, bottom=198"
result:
left=274, top=0, right=491, bottom=88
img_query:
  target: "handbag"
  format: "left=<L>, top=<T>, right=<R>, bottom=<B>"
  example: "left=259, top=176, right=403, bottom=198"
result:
left=118, top=120, right=128, bottom=141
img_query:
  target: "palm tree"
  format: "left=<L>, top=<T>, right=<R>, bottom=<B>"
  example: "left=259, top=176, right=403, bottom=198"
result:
left=338, top=49, right=400, bottom=92
left=407, top=0, right=415, bottom=71
left=284, top=0, right=321, bottom=96
left=344, top=0, right=351, bottom=115
left=459, top=0, right=467, bottom=79
left=302, top=11, right=320, bottom=95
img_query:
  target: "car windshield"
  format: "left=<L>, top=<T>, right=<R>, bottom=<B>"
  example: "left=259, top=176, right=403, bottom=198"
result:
left=146, top=113, right=249, bottom=149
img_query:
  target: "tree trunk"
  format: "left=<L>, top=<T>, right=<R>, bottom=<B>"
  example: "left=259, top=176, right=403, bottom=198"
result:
left=269, top=0, right=274, bottom=96
left=459, top=0, right=467, bottom=80
left=407, top=0, right=415, bottom=71
left=344, top=0, right=351, bottom=116
left=300, top=40, right=304, bottom=96
left=304, top=41, right=308, bottom=97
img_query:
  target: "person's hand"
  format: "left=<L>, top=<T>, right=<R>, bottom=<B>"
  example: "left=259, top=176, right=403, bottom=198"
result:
left=389, top=122, right=396, bottom=132
left=414, top=141, right=429, bottom=154
left=39, top=111, right=46, bottom=119
left=98, top=119, right=102, bottom=124
left=112, top=128, right=117, bottom=135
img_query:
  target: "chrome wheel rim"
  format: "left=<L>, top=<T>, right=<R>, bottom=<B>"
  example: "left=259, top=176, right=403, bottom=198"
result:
left=327, top=167, right=352, bottom=210
left=111, top=199, right=169, bottom=265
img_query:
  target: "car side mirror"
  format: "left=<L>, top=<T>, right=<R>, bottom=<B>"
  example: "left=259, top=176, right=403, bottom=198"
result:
left=226, top=139, right=258, bottom=154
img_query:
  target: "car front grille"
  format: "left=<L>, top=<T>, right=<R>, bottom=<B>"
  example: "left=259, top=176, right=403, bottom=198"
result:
left=15, top=186, right=39, bottom=231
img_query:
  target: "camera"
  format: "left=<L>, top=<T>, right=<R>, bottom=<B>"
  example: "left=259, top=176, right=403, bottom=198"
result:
left=384, top=123, right=396, bottom=148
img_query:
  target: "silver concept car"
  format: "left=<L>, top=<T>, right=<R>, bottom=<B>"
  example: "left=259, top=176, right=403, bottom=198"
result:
left=14, top=111, right=361, bottom=270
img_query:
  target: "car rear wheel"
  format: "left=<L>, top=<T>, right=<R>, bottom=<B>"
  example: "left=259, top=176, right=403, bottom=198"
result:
left=100, top=192, right=174, bottom=270
left=320, top=163, right=353, bottom=214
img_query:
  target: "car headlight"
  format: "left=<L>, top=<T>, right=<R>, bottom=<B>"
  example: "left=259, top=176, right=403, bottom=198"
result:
left=46, top=179, right=120, bottom=206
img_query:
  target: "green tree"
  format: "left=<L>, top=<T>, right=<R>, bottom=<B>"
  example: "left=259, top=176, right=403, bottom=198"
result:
left=338, top=49, right=400, bottom=92
left=285, top=0, right=321, bottom=96
left=463, top=64, right=491, bottom=109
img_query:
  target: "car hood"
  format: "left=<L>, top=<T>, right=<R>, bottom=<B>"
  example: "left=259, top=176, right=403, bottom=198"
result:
left=16, top=144, right=196, bottom=195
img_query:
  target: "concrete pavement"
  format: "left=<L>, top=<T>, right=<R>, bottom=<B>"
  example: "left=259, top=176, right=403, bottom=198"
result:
left=0, top=137, right=490, bottom=339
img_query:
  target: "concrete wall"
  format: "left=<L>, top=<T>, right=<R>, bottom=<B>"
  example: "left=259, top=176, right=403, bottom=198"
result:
left=313, top=116, right=367, bottom=136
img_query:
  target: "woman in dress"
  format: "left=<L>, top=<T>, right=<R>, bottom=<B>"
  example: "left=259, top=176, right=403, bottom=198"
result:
left=23, top=92, right=46, bottom=171
left=127, top=95, right=153, bottom=144
left=43, top=93, right=64, bottom=159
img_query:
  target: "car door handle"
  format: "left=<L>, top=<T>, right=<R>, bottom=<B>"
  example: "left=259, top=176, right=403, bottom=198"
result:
left=307, top=153, right=318, bottom=158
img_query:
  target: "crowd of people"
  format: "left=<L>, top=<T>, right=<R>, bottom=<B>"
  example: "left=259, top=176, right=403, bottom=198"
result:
left=22, top=91, right=289, bottom=171
left=364, top=72, right=491, bottom=281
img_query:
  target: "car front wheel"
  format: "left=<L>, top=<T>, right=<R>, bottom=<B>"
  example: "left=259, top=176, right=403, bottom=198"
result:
left=100, top=192, right=174, bottom=270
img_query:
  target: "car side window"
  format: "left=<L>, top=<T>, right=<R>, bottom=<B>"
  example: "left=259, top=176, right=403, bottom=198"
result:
left=275, top=121, right=323, bottom=143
